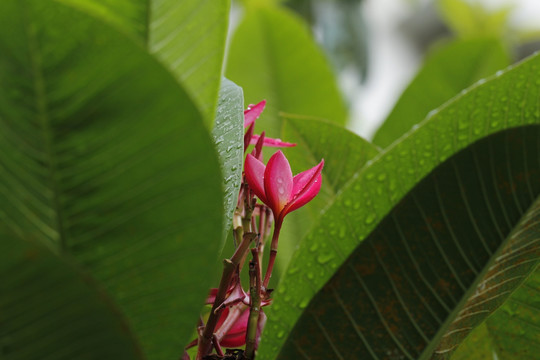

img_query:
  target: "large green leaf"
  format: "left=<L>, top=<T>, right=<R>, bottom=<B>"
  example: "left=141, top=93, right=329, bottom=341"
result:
left=58, top=0, right=230, bottom=125
left=148, top=0, right=230, bottom=124
left=452, top=266, right=540, bottom=359
left=0, top=1, right=223, bottom=358
left=272, top=115, right=379, bottom=279
left=276, top=125, right=540, bottom=359
left=0, top=236, right=142, bottom=359
left=258, top=52, right=540, bottom=359
left=373, top=38, right=510, bottom=148
left=226, top=3, right=347, bottom=137
left=282, top=115, right=380, bottom=198
left=212, top=78, right=244, bottom=249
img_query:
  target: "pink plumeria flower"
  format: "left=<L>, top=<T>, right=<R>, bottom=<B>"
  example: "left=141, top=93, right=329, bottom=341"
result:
left=244, top=150, right=324, bottom=224
left=243, top=100, right=295, bottom=148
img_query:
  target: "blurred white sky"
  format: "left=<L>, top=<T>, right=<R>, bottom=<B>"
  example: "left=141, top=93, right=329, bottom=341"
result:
left=350, top=0, right=540, bottom=140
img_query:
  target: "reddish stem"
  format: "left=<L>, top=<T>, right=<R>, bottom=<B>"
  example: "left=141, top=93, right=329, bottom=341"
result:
left=262, top=219, right=282, bottom=288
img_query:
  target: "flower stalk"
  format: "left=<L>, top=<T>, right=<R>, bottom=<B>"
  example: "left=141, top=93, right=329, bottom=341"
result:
left=245, top=248, right=262, bottom=359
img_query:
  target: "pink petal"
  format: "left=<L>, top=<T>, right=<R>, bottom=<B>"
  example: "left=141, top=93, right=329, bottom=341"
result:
left=250, top=134, right=296, bottom=148
left=244, top=100, right=266, bottom=128
left=252, top=131, right=265, bottom=161
left=243, top=122, right=255, bottom=151
left=220, top=307, right=250, bottom=347
left=215, top=307, right=230, bottom=332
left=245, top=154, right=267, bottom=204
left=283, top=160, right=324, bottom=216
left=264, top=150, right=293, bottom=216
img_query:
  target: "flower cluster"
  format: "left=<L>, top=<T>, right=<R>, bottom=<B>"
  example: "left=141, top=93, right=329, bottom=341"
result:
left=186, top=100, right=324, bottom=360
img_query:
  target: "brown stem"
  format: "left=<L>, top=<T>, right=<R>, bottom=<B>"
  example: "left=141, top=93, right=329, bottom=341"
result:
left=196, top=233, right=255, bottom=360
left=196, top=183, right=257, bottom=358
left=245, top=249, right=262, bottom=359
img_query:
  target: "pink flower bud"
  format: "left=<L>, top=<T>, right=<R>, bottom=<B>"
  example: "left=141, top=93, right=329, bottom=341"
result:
left=245, top=150, right=324, bottom=223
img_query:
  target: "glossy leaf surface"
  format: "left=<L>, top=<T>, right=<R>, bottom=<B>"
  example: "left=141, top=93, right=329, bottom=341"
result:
left=0, top=1, right=223, bottom=358
left=278, top=125, right=540, bottom=359
left=259, top=53, right=540, bottom=359
left=373, top=38, right=510, bottom=148
left=59, top=0, right=230, bottom=124
left=212, top=78, right=244, bottom=249
left=226, top=3, right=347, bottom=137
left=0, top=236, right=143, bottom=359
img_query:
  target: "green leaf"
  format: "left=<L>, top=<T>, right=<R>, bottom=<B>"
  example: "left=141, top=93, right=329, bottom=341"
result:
left=226, top=3, right=347, bottom=137
left=258, top=53, right=540, bottom=359
left=148, top=0, right=230, bottom=125
left=484, top=268, right=540, bottom=359
left=0, top=236, right=143, bottom=359
left=450, top=323, right=494, bottom=360
left=212, top=78, right=244, bottom=249
left=0, top=1, right=223, bottom=358
left=452, top=266, right=540, bottom=360
left=273, top=115, right=379, bottom=278
left=58, top=0, right=231, bottom=125
left=373, top=38, right=510, bottom=148
left=276, top=125, right=540, bottom=359
left=282, top=115, right=380, bottom=195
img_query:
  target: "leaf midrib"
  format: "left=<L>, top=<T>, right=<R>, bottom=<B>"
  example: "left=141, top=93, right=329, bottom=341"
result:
left=21, top=2, right=66, bottom=252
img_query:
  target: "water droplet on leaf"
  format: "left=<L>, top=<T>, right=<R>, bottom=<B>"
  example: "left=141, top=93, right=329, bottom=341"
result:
left=317, top=253, right=334, bottom=264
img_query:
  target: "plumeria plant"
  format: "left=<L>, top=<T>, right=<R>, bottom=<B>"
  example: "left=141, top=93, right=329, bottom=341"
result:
left=187, top=101, right=323, bottom=360
left=2, top=1, right=540, bottom=360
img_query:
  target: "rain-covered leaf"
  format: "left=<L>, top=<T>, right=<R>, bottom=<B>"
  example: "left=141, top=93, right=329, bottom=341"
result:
left=212, top=78, right=244, bottom=249
left=59, top=0, right=230, bottom=124
left=258, top=52, right=540, bottom=359
left=226, top=3, right=347, bottom=137
left=373, top=38, right=510, bottom=148
left=277, top=124, right=540, bottom=359
left=282, top=115, right=380, bottom=196
left=0, top=236, right=143, bottom=359
left=0, top=1, right=223, bottom=358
